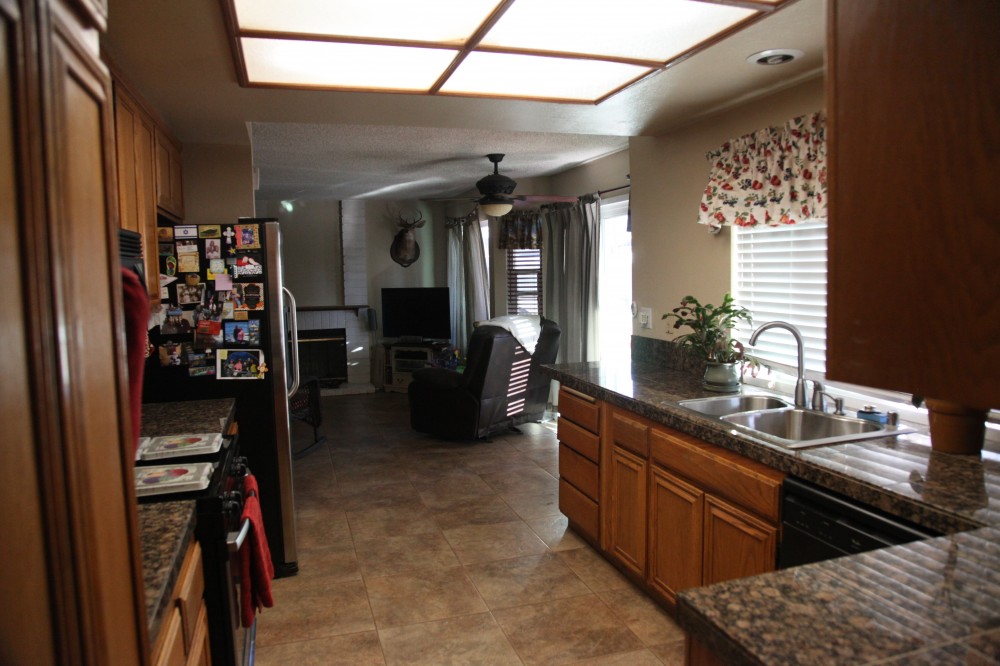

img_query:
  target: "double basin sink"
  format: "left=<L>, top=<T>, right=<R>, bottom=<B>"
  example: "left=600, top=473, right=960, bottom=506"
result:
left=673, top=394, right=913, bottom=450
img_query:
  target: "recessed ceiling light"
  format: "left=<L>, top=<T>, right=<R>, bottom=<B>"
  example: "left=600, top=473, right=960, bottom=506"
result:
left=746, top=48, right=804, bottom=66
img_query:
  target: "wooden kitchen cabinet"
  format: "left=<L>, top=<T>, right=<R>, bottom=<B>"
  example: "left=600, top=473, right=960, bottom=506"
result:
left=826, top=1, right=1000, bottom=411
left=113, top=80, right=158, bottom=299
left=152, top=539, right=211, bottom=666
left=557, top=387, right=602, bottom=544
left=702, top=495, right=776, bottom=586
left=603, top=408, right=650, bottom=579
left=648, top=466, right=704, bottom=605
left=646, top=424, right=783, bottom=609
left=155, top=126, right=185, bottom=218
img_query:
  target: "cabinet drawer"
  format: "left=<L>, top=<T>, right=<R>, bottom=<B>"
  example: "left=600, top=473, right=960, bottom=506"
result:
left=559, top=478, right=599, bottom=542
left=610, top=409, right=649, bottom=458
left=559, top=443, right=599, bottom=501
left=559, top=388, right=600, bottom=433
left=152, top=606, right=185, bottom=666
left=649, top=427, right=783, bottom=522
left=558, top=417, right=599, bottom=462
left=175, top=541, right=204, bottom=651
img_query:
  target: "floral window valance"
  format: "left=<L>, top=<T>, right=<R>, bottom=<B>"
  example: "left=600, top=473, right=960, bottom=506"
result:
left=497, top=211, right=542, bottom=250
left=698, top=111, right=827, bottom=231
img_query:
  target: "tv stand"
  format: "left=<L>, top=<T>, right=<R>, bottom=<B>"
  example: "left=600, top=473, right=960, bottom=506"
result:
left=383, top=340, right=449, bottom=393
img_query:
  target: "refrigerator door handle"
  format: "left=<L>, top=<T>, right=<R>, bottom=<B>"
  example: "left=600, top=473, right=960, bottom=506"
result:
left=283, top=286, right=301, bottom=398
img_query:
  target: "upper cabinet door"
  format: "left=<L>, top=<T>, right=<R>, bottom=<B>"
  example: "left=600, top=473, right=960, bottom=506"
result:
left=826, top=0, right=1000, bottom=410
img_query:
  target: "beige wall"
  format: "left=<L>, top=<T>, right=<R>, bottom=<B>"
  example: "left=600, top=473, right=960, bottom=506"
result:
left=629, top=76, right=825, bottom=341
left=256, top=198, right=343, bottom=307
left=180, top=143, right=255, bottom=225
left=550, top=149, right=630, bottom=197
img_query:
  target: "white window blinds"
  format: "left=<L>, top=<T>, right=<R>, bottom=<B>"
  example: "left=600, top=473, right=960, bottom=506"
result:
left=732, top=219, right=828, bottom=376
left=506, top=248, right=542, bottom=315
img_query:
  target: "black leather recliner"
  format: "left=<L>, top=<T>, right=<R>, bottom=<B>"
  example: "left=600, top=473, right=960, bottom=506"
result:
left=408, top=318, right=561, bottom=440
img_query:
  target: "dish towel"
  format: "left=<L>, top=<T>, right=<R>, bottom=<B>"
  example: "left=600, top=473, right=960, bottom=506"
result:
left=120, top=268, right=149, bottom=450
left=240, top=474, right=274, bottom=627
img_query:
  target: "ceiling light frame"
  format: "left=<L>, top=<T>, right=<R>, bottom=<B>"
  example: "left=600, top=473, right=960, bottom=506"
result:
left=218, top=0, right=797, bottom=105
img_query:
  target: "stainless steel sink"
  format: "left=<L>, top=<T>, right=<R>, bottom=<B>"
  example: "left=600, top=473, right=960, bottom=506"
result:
left=720, top=409, right=913, bottom=449
left=677, top=395, right=791, bottom=417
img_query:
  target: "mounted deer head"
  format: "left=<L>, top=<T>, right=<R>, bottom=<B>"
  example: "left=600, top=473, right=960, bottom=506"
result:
left=389, top=211, right=425, bottom=268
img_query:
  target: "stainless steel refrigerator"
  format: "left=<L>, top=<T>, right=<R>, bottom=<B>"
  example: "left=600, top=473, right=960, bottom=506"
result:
left=144, top=218, right=299, bottom=576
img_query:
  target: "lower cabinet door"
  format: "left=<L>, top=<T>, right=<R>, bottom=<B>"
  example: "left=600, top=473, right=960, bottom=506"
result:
left=607, top=445, right=647, bottom=578
left=702, top=494, right=777, bottom=586
left=648, top=465, right=704, bottom=606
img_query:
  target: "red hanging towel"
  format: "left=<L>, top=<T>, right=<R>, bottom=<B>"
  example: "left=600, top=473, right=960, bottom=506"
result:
left=120, top=268, right=149, bottom=449
left=240, top=474, right=274, bottom=627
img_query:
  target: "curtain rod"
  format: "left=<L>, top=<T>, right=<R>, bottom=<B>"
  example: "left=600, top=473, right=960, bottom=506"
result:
left=597, top=183, right=630, bottom=196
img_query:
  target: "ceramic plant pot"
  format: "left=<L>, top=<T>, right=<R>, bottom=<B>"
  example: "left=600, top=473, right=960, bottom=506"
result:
left=703, top=361, right=740, bottom=393
left=925, top=398, right=987, bottom=455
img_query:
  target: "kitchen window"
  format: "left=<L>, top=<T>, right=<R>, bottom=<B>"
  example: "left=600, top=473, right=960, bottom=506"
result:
left=506, top=247, right=542, bottom=315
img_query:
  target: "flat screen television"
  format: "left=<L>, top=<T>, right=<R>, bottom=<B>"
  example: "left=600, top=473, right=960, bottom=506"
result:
left=381, top=287, right=452, bottom=342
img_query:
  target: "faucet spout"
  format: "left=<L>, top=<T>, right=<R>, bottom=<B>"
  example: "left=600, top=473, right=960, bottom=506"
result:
left=748, top=321, right=808, bottom=408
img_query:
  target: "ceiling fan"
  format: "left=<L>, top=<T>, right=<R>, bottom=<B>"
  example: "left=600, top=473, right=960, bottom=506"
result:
left=448, top=153, right=578, bottom=217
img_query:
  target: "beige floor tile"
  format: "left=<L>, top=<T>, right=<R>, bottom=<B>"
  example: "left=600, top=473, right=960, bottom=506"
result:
left=413, top=472, right=498, bottom=503
left=365, top=566, right=488, bottom=628
left=378, top=612, right=522, bottom=666
left=295, top=545, right=363, bottom=582
left=648, top=640, right=687, bottom=666
left=567, top=649, right=667, bottom=665
left=354, top=532, right=461, bottom=577
left=346, top=504, right=440, bottom=541
left=524, top=514, right=588, bottom=552
left=424, top=494, right=523, bottom=530
left=598, top=586, right=686, bottom=646
left=557, top=548, right=632, bottom=592
left=493, top=595, right=644, bottom=665
left=480, top=467, right=559, bottom=496
left=255, top=576, right=375, bottom=646
left=465, top=552, right=591, bottom=610
left=334, top=480, right=423, bottom=512
left=254, top=630, right=385, bottom=665
left=443, top=521, right=549, bottom=565
left=502, top=488, right=562, bottom=520
left=295, top=508, right=353, bottom=550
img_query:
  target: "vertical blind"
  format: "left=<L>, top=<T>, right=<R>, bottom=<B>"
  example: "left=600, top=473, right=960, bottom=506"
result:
left=506, top=248, right=542, bottom=315
left=732, top=219, right=828, bottom=375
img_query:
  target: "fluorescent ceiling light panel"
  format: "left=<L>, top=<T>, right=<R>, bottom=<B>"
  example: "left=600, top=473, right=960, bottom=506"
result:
left=241, top=38, right=457, bottom=90
left=480, top=0, right=757, bottom=62
left=233, top=0, right=503, bottom=44
left=223, top=0, right=783, bottom=102
left=440, top=51, right=651, bottom=102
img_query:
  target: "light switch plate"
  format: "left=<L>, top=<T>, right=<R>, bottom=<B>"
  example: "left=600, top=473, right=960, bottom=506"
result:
left=639, top=307, right=652, bottom=329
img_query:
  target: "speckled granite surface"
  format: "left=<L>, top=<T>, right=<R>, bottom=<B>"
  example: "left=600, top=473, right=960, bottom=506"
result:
left=141, top=398, right=235, bottom=438
left=542, top=360, right=1000, bottom=665
left=138, top=501, right=195, bottom=637
left=138, top=398, right=233, bottom=640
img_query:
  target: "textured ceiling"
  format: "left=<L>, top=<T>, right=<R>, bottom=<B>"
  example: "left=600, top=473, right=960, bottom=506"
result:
left=103, top=0, right=825, bottom=202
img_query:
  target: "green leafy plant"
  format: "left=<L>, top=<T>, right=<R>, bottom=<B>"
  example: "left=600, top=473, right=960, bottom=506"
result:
left=661, top=293, right=753, bottom=364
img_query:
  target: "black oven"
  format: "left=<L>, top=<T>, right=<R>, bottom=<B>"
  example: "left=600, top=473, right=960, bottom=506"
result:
left=139, top=438, right=255, bottom=666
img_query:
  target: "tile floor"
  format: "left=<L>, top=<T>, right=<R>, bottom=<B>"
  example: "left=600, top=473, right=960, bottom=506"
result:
left=255, top=391, right=688, bottom=665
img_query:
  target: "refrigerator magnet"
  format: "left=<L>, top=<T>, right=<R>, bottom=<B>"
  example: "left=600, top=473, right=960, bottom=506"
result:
left=174, top=225, right=198, bottom=239
left=157, top=226, right=174, bottom=241
left=199, top=225, right=221, bottom=239
left=175, top=239, right=198, bottom=255
left=177, top=283, right=206, bottom=306
left=204, top=239, right=222, bottom=260
left=158, top=242, right=174, bottom=256
left=232, top=254, right=263, bottom=278
left=234, top=224, right=260, bottom=249
left=222, top=226, right=236, bottom=245
left=178, top=254, right=200, bottom=273
left=217, top=349, right=265, bottom=380
left=164, top=256, right=177, bottom=276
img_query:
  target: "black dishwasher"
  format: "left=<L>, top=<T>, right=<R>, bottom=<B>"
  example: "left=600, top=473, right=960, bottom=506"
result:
left=779, top=476, right=938, bottom=568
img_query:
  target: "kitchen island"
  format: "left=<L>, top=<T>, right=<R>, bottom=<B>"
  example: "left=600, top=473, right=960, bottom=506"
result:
left=543, top=361, right=1000, bottom=665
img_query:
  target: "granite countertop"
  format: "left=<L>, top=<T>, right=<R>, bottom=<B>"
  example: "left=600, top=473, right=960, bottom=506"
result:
left=138, top=501, right=196, bottom=638
left=141, top=398, right=236, bottom=438
left=543, top=361, right=1000, bottom=665
left=137, top=398, right=234, bottom=640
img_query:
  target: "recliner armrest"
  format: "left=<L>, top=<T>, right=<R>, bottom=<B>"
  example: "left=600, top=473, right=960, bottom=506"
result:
left=411, top=367, right=465, bottom=389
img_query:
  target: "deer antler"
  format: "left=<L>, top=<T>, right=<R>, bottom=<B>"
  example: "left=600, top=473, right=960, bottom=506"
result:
left=398, top=211, right=425, bottom=229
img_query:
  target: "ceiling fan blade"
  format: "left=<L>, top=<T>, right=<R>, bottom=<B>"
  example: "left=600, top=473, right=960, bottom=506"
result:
left=511, top=194, right=579, bottom=203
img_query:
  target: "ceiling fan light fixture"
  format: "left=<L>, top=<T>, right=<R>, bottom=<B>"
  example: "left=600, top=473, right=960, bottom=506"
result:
left=479, top=196, right=513, bottom=217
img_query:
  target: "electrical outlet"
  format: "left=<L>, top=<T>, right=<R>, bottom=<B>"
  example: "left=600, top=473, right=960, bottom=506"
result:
left=639, top=307, right=653, bottom=329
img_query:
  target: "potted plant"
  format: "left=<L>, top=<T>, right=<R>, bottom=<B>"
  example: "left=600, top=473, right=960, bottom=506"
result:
left=662, top=293, right=753, bottom=392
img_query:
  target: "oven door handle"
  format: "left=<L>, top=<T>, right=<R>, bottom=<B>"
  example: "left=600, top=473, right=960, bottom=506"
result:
left=227, top=518, right=251, bottom=554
